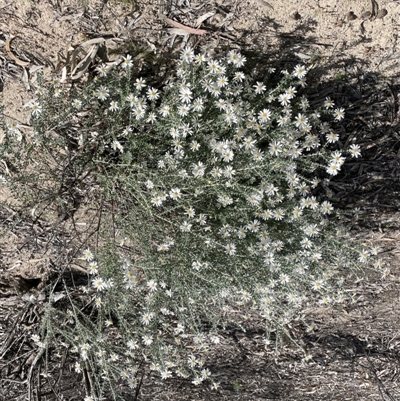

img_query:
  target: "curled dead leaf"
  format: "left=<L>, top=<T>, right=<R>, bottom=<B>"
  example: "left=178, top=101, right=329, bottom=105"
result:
left=5, top=37, right=30, bottom=67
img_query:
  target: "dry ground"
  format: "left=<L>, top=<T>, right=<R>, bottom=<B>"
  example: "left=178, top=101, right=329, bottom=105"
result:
left=1, top=0, right=400, bottom=400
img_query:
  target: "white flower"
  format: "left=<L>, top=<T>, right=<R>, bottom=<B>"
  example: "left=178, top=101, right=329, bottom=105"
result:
left=278, top=93, right=291, bottom=106
left=109, top=101, right=119, bottom=112
left=258, top=108, right=272, bottom=123
left=334, top=108, right=345, bottom=121
left=135, top=77, right=146, bottom=90
left=286, top=86, right=297, bottom=98
left=121, top=54, right=133, bottom=69
left=324, top=97, right=335, bottom=109
left=269, top=141, right=282, bottom=156
left=96, top=63, right=108, bottom=77
left=293, top=64, right=307, bottom=79
left=181, top=47, right=194, bottom=63
left=92, top=277, right=107, bottom=291
left=233, top=71, right=246, bottom=82
left=141, top=312, right=154, bottom=325
left=326, top=163, right=340, bottom=176
left=72, top=99, right=82, bottom=109
left=169, top=188, right=182, bottom=200
left=30, top=101, right=42, bottom=116
left=192, top=161, right=205, bottom=177
left=225, top=243, right=236, bottom=255
left=349, top=144, right=361, bottom=158
left=88, top=261, right=98, bottom=275
left=96, top=86, right=109, bottom=101
left=179, top=87, right=192, bottom=103
left=142, top=335, right=153, bottom=346
left=254, top=81, right=266, bottom=94
left=294, top=113, right=308, bottom=128
left=83, top=248, right=93, bottom=261
left=326, top=132, right=339, bottom=143
left=180, top=221, right=192, bottom=232
left=147, top=87, right=159, bottom=101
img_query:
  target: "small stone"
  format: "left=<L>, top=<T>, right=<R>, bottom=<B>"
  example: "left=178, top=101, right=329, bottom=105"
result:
left=347, top=11, right=358, bottom=21
left=359, top=11, right=372, bottom=20
left=291, top=11, right=301, bottom=20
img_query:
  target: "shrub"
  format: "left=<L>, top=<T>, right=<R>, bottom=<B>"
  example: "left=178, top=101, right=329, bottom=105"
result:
left=0, top=49, right=385, bottom=399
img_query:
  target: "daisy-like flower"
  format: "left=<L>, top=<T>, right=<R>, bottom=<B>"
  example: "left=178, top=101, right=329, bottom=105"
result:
left=178, top=105, right=190, bottom=116
left=349, top=144, right=361, bottom=158
left=151, top=196, right=163, bottom=207
left=142, top=335, right=153, bottom=346
left=334, top=108, right=345, bottom=121
left=331, top=151, right=345, bottom=166
left=233, top=71, right=246, bottom=82
left=109, top=101, right=119, bottom=112
left=92, top=277, right=107, bottom=291
left=96, top=63, right=108, bottom=77
left=326, top=132, right=339, bottom=143
left=51, top=77, right=61, bottom=87
left=223, top=165, right=235, bottom=178
left=210, top=84, right=221, bottom=98
left=190, top=141, right=200, bottom=151
left=179, top=87, right=192, bottom=103
left=180, top=221, right=192, bottom=232
left=320, top=201, right=334, bottom=214
left=135, top=77, right=146, bottom=90
left=326, top=163, right=340, bottom=176
left=88, top=261, right=98, bottom=275
left=30, top=101, right=42, bottom=116
left=258, top=108, right=272, bottom=123
left=132, top=107, right=145, bottom=120
left=192, top=161, right=205, bottom=177
left=195, top=53, right=207, bottom=64
left=83, top=248, right=93, bottom=261
left=141, top=312, right=154, bottom=325
left=72, top=99, right=82, bottom=109
left=324, top=97, right=335, bottom=109
left=147, top=87, right=159, bottom=101
left=216, top=75, right=228, bottom=88
left=358, top=249, right=369, bottom=263
left=227, top=50, right=240, bottom=65
left=208, top=60, right=220, bottom=74
left=181, top=47, right=194, bottom=63
left=269, top=140, right=282, bottom=156
left=254, top=81, right=266, bottom=94
left=225, top=243, right=236, bottom=256
left=121, top=54, right=133, bottom=69
left=96, top=86, right=109, bottom=101
left=146, top=112, right=157, bottom=123
left=293, top=64, right=307, bottom=79
left=111, top=140, right=123, bottom=153
left=279, top=273, right=290, bottom=284
left=127, top=339, right=139, bottom=350
left=278, top=93, right=291, bottom=106
left=169, top=188, right=182, bottom=200
left=294, top=113, right=308, bottom=129
left=192, top=98, right=204, bottom=112
left=285, top=86, right=297, bottom=98
left=159, top=105, right=171, bottom=117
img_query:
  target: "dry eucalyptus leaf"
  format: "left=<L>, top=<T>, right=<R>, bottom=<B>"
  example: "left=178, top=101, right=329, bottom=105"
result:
left=163, top=16, right=207, bottom=35
left=71, top=44, right=100, bottom=80
left=254, top=0, right=274, bottom=9
left=195, top=11, right=216, bottom=27
left=5, top=37, right=30, bottom=67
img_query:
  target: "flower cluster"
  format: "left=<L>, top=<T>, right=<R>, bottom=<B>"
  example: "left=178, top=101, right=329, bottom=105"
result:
left=1, top=47, right=384, bottom=399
